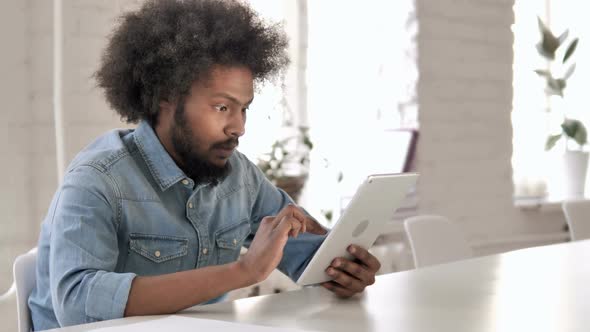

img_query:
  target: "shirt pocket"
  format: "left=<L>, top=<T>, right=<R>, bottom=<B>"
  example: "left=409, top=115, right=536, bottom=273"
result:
left=215, top=219, right=251, bottom=265
left=126, top=233, right=188, bottom=276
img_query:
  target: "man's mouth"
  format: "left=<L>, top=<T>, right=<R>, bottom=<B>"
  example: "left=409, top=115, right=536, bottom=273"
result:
left=218, top=143, right=237, bottom=150
left=215, top=139, right=239, bottom=150
left=213, top=142, right=238, bottom=158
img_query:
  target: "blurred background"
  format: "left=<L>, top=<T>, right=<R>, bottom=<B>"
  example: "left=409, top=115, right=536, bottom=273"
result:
left=2, top=0, right=589, bottom=329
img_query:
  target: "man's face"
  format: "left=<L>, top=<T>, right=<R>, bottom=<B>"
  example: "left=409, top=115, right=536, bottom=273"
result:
left=157, top=65, right=254, bottom=184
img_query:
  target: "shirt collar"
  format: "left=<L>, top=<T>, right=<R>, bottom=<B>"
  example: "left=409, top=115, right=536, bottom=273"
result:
left=133, top=121, right=187, bottom=191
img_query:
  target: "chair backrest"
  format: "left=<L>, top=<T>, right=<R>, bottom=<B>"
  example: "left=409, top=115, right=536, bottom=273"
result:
left=13, top=248, right=37, bottom=332
left=403, top=215, right=473, bottom=268
left=562, top=200, right=590, bottom=241
left=0, top=282, right=16, bottom=302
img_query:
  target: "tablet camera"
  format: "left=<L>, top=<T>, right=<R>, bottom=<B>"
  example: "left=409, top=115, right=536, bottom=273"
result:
left=352, top=219, right=370, bottom=237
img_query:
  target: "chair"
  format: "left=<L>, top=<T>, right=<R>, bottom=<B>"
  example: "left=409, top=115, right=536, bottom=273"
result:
left=562, top=200, right=590, bottom=241
left=0, top=283, right=16, bottom=302
left=13, top=248, right=38, bottom=332
left=403, top=215, right=473, bottom=268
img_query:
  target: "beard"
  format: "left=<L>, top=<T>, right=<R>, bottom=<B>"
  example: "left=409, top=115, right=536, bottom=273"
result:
left=171, top=103, right=235, bottom=186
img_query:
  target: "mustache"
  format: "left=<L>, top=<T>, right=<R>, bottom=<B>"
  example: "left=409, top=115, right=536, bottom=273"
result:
left=212, top=138, right=239, bottom=150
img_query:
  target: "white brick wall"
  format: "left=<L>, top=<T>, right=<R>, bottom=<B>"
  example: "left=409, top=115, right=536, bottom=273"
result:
left=416, top=0, right=566, bottom=253
left=1, top=1, right=35, bottom=330
left=61, top=0, right=135, bottom=164
left=0, top=0, right=34, bottom=297
left=0, top=0, right=138, bottom=328
left=30, top=0, right=58, bottom=246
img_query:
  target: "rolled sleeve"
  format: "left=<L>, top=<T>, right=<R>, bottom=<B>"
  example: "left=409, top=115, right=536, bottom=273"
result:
left=278, top=233, right=325, bottom=281
left=245, top=159, right=326, bottom=281
left=85, top=271, right=136, bottom=321
left=49, top=166, right=133, bottom=327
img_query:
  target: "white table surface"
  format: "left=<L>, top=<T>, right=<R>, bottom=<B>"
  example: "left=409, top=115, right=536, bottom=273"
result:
left=49, top=239, right=590, bottom=332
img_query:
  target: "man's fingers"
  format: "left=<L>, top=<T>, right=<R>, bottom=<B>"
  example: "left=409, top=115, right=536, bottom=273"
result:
left=325, top=267, right=365, bottom=293
left=274, top=204, right=297, bottom=222
left=331, top=258, right=375, bottom=286
left=321, top=282, right=355, bottom=298
left=274, top=216, right=302, bottom=238
left=304, top=215, right=327, bottom=235
left=348, top=245, right=381, bottom=272
left=289, top=205, right=326, bottom=235
left=270, top=204, right=326, bottom=238
left=261, top=216, right=279, bottom=231
left=275, top=204, right=327, bottom=236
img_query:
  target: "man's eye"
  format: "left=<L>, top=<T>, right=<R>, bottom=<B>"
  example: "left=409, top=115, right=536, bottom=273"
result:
left=215, top=105, right=228, bottom=112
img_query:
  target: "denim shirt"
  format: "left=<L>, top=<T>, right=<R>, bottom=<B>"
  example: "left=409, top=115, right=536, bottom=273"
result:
left=28, top=121, right=324, bottom=331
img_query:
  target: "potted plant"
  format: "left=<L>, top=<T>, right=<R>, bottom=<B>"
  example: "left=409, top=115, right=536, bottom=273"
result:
left=536, top=18, right=588, bottom=198
left=257, top=125, right=344, bottom=219
left=257, top=126, right=313, bottom=203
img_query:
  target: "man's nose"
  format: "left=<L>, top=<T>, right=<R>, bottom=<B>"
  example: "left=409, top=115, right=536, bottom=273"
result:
left=226, top=112, right=246, bottom=138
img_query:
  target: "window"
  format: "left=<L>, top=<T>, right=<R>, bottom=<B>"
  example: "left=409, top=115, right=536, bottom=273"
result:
left=303, top=0, right=418, bottom=223
left=238, top=0, right=298, bottom=160
left=241, top=1, right=419, bottom=224
left=512, top=0, right=590, bottom=202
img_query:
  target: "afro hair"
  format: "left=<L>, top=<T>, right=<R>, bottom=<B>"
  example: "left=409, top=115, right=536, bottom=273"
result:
left=95, top=0, right=289, bottom=125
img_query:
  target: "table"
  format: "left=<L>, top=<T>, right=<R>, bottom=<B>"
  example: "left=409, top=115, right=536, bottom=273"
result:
left=50, top=239, right=590, bottom=331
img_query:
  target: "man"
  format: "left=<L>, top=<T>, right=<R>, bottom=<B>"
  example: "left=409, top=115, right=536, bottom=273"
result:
left=28, top=0, right=381, bottom=330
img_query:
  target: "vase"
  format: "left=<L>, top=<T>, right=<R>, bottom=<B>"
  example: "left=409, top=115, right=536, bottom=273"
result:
left=563, top=151, right=589, bottom=199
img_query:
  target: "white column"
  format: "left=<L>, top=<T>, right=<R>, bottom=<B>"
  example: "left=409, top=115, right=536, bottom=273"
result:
left=53, top=0, right=65, bottom=181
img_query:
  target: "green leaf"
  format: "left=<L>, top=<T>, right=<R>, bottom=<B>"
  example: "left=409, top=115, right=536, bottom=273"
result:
left=322, top=210, right=333, bottom=222
left=536, top=17, right=560, bottom=59
left=557, top=30, right=569, bottom=46
left=258, top=162, right=270, bottom=173
left=574, top=124, right=588, bottom=146
left=545, top=134, right=562, bottom=151
left=536, top=42, right=555, bottom=60
left=562, top=119, right=588, bottom=146
left=546, top=77, right=566, bottom=97
left=562, top=120, right=576, bottom=137
left=534, top=69, right=550, bottom=77
left=302, top=135, right=313, bottom=150
left=564, top=63, right=576, bottom=80
left=563, top=38, right=579, bottom=63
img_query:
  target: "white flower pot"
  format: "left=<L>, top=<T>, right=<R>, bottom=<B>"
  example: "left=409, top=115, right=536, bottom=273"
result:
left=563, top=151, right=589, bottom=199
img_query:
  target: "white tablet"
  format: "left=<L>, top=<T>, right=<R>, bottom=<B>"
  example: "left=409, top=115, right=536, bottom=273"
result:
left=296, top=172, right=418, bottom=286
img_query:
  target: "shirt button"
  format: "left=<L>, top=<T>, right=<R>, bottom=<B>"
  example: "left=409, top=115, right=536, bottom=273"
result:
left=182, top=179, right=190, bottom=185
left=188, top=202, right=194, bottom=209
left=202, top=248, right=208, bottom=255
left=233, top=239, right=237, bottom=245
left=154, top=250, right=161, bottom=258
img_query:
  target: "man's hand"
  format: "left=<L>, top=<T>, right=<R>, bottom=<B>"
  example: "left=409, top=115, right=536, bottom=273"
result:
left=321, top=245, right=381, bottom=298
left=238, top=204, right=327, bottom=284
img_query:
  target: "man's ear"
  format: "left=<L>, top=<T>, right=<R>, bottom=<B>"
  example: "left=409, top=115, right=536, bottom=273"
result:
left=159, top=99, right=176, bottom=115
left=156, top=98, right=177, bottom=130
